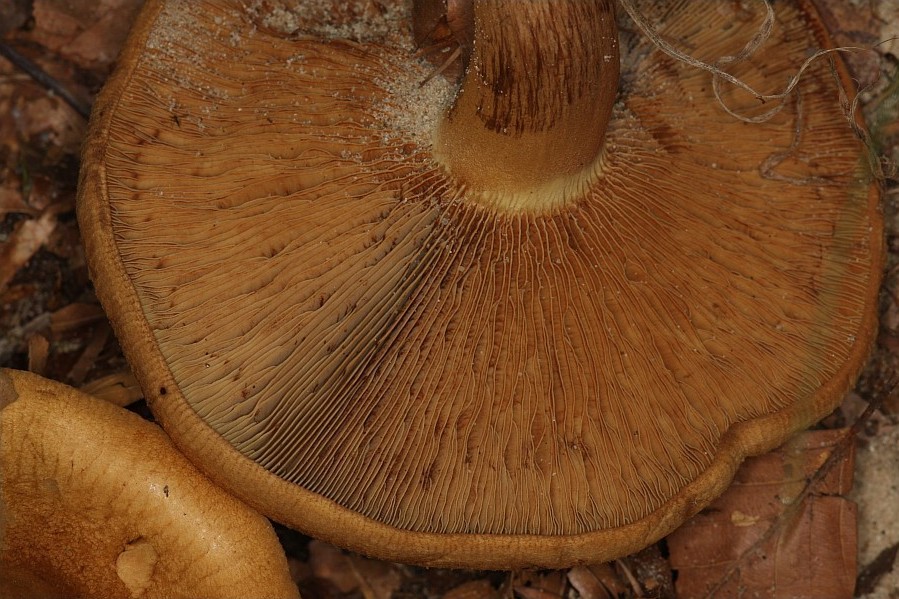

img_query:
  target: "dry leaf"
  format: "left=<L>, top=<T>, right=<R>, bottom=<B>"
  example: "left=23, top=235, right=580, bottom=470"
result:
left=513, top=587, right=561, bottom=599
left=308, top=541, right=358, bottom=594
left=30, top=0, right=144, bottom=70
left=668, top=429, right=857, bottom=599
left=80, top=370, right=142, bottom=407
left=18, top=94, right=87, bottom=148
left=812, top=0, right=884, bottom=83
left=0, top=0, right=30, bottom=36
left=27, top=333, right=50, bottom=375
left=0, top=185, right=38, bottom=217
left=0, top=209, right=58, bottom=290
left=66, top=321, right=111, bottom=384
left=443, top=579, right=498, bottom=599
left=49, top=302, right=106, bottom=336
left=513, top=570, right=567, bottom=599
left=567, top=563, right=629, bottom=599
left=61, top=1, right=144, bottom=69
left=308, top=539, right=402, bottom=599
left=625, top=545, right=676, bottom=599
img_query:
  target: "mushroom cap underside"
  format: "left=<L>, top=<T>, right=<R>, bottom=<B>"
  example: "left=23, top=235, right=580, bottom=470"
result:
left=0, top=369, right=299, bottom=599
left=77, top=0, right=882, bottom=568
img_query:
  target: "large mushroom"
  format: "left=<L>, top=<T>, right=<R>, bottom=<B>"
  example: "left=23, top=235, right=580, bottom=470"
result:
left=77, top=0, right=882, bottom=568
left=0, top=369, right=299, bottom=598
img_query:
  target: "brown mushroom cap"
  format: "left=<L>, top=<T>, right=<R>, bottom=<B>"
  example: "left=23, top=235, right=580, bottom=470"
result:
left=0, top=369, right=299, bottom=599
left=77, top=0, right=882, bottom=568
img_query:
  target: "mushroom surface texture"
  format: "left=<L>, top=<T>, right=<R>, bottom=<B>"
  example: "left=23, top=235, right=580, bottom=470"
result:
left=0, top=369, right=300, bottom=599
left=77, top=0, right=883, bottom=569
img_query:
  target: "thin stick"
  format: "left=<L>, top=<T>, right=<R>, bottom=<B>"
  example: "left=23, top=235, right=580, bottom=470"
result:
left=0, top=42, right=91, bottom=119
left=419, top=46, right=462, bottom=87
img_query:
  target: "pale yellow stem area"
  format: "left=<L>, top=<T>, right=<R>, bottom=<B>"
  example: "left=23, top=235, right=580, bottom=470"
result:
left=433, top=0, right=619, bottom=211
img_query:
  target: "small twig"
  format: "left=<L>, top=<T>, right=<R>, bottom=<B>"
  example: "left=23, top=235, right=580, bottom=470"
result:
left=856, top=541, right=899, bottom=595
left=419, top=46, right=462, bottom=87
left=614, top=558, right=644, bottom=598
left=0, top=41, right=91, bottom=119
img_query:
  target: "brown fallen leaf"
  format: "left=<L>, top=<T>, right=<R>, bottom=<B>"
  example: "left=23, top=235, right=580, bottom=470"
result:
left=27, top=333, right=50, bottom=375
left=49, top=301, right=107, bottom=336
left=624, top=545, right=675, bottom=598
left=0, top=185, right=38, bottom=217
left=0, top=0, right=30, bottom=37
left=513, top=570, right=567, bottom=599
left=668, top=429, right=857, bottom=599
left=29, top=0, right=144, bottom=71
left=308, top=539, right=403, bottom=599
left=567, top=563, right=628, bottom=599
left=0, top=170, right=73, bottom=217
left=0, top=208, right=58, bottom=291
left=79, top=370, right=142, bottom=407
left=443, top=579, right=499, bottom=599
left=66, top=320, right=111, bottom=384
left=812, top=0, right=884, bottom=85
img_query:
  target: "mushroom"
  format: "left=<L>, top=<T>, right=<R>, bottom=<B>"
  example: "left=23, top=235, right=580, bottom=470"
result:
left=0, top=369, right=299, bottom=599
left=76, top=0, right=882, bottom=568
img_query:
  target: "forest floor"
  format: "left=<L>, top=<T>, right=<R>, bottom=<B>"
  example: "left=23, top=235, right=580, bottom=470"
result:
left=1, top=1, right=897, bottom=597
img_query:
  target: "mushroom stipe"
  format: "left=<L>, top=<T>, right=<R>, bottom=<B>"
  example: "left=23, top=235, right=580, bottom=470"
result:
left=77, top=0, right=882, bottom=568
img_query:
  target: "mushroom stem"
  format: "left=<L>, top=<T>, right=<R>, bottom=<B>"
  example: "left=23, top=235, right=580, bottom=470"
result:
left=433, top=0, right=619, bottom=210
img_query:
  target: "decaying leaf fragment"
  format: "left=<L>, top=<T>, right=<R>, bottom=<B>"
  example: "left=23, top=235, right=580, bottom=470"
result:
left=668, top=429, right=857, bottom=599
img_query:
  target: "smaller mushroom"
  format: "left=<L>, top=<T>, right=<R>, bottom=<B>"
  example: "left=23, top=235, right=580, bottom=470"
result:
left=0, top=369, right=299, bottom=599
